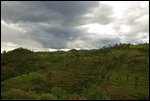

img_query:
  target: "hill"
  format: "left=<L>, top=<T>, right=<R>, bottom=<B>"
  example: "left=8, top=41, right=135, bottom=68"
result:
left=1, top=43, right=149, bottom=100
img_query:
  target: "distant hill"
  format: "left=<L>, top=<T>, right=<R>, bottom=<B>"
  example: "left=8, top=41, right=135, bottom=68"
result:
left=1, top=43, right=149, bottom=100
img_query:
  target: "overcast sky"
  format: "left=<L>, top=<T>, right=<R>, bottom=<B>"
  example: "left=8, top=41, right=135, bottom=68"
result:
left=1, top=1, right=149, bottom=52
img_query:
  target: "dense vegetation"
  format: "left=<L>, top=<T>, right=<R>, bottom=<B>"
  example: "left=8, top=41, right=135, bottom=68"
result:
left=1, top=43, right=149, bottom=100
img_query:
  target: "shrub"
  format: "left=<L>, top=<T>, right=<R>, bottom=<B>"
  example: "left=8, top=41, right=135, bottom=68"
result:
left=1, top=88, right=37, bottom=100
left=38, top=93, right=57, bottom=100
left=69, top=93, right=86, bottom=100
left=85, top=85, right=106, bottom=100
left=51, top=87, right=67, bottom=99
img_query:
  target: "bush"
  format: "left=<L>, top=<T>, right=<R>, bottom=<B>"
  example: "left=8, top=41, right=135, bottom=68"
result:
left=38, top=93, right=57, bottom=100
left=30, top=75, right=51, bottom=93
left=85, top=85, right=106, bottom=100
left=1, top=88, right=37, bottom=100
left=51, top=87, right=67, bottom=99
left=69, top=93, right=86, bottom=100
left=1, top=88, right=57, bottom=100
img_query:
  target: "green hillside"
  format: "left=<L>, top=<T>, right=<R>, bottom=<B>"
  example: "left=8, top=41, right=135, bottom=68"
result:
left=1, top=43, right=149, bottom=100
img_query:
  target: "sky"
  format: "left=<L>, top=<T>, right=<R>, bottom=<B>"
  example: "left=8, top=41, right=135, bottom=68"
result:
left=1, top=1, right=149, bottom=52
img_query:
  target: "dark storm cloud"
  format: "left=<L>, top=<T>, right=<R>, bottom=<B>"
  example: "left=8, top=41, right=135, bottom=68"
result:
left=28, top=24, right=87, bottom=49
left=1, top=1, right=102, bottom=49
left=1, top=1, right=98, bottom=25
left=71, top=3, right=115, bottom=25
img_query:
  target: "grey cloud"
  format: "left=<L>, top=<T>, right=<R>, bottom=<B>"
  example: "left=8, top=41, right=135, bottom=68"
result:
left=2, top=1, right=98, bottom=25
left=1, top=1, right=149, bottom=51
left=42, top=1, right=98, bottom=17
left=2, top=2, right=63, bottom=24
left=24, top=23, right=87, bottom=49
left=1, top=22, right=43, bottom=49
left=94, top=3, right=114, bottom=24
left=2, top=1, right=115, bottom=26
left=1, top=1, right=99, bottom=49
left=73, top=3, right=115, bottom=25
left=112, top=2, right=149, bottom=43
left=93, top=36, right=121, bottom=47
left=72, top=34, right=121, bottom=48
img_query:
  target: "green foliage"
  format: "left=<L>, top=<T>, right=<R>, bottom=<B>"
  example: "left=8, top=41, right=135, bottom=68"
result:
left=1, top=88, right=57, bottom=100
left=51, top=87, right=67, bottom=99
left=1, top=43, right=149, bottom=100
left=2, top=50, right=7, bottom=55
left=85, top=85, right=106, bottom=100
left=1, top=88, right=37, bottom=100
left=69, top=93, right=86, bottom=100
left=1, top=66, right=19, bottom=81
left=38, top=93, right=57, bottom=100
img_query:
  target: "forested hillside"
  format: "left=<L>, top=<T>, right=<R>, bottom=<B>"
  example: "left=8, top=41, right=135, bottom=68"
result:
left=1, top=43, right=149, bottom=100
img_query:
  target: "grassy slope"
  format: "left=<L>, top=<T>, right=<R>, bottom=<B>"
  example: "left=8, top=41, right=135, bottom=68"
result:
left=1, top=43, right=149, bottom=100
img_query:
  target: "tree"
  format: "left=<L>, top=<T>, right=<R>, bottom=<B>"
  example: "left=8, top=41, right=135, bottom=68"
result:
left=126, top=74, right=129, bottom=82
left=2, top=50, right=7, bottom=54
left=38, top=93, right=57, bottom=100
left=129, top=61, right=134, bottom=73
left=51, top=87, right=67, bottom=99
left=85, top=85, right=106, bottom=100
left=107, top=76, right=110, bottom=82
left=47, top=72, right=52, bottom=81
left=108, top=44, right=111, bottom=48
left=134, top=77, right=139, bottom=89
